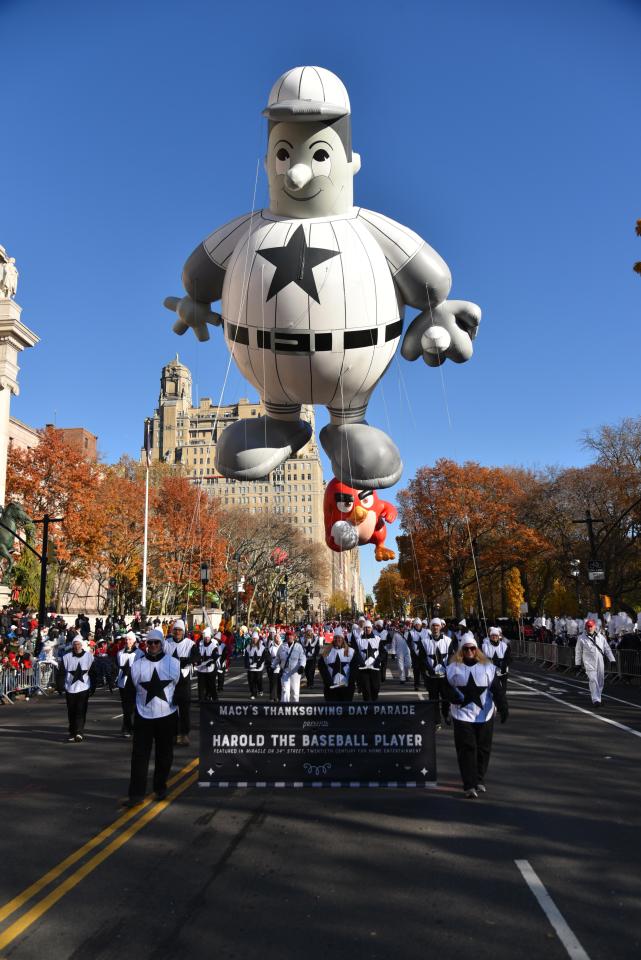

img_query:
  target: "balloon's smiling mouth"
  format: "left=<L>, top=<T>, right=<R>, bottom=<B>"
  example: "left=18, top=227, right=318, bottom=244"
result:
left=283, top=189, right=322, bottom=201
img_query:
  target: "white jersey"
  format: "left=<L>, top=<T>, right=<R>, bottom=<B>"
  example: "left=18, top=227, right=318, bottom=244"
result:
left=481, top=639, right=510, bottom=673
left=203, top=208, right=421, bottom=414
left=195, top=640, right=218, bottom=674
left=116, top=647, right=143, bottom=689
left=163, top=636, right=196, bottom=680
left=324, top=647, right=355, bottom=688
left=131, top=654, right=180, bottom=720
left=61, top=651, right=94, bottom=694
left=446, top=661, right=497, bottom=723
left=275, top=641, right=306, bottom=678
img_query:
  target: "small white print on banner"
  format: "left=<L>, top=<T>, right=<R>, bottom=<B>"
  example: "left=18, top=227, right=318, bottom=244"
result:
left=303, top=762, right=332, bottom=776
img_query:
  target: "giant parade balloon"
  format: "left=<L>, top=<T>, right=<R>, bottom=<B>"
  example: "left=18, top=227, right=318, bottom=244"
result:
left=165, top=66, right=481, bottom=490
left=323, top=479, right=397, bottom=561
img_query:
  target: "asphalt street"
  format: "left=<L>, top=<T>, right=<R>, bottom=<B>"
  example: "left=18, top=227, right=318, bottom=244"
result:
left=1, top=659, right=639, bottom=960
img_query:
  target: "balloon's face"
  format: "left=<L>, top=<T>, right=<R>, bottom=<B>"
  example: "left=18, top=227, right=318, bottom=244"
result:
left=266, top=121, right=356, bottom=219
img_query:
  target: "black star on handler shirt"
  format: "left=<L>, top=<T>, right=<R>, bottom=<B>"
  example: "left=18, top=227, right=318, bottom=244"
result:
left=70, top=662, right=88, bottom=686
left=140, top=669, right=172, bottom=705
left=258, top=224, right=339, bottom=303
left=456, top=672, right=488, bottom=708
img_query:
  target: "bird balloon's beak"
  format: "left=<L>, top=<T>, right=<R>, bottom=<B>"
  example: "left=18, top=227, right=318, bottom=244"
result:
left=285, top=164, right=313, bottom=191
left=351, top=505, right=368, bottom=525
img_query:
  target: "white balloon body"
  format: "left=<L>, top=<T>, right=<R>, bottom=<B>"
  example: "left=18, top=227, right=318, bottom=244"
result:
left=203, top=207, right=422, bottom=419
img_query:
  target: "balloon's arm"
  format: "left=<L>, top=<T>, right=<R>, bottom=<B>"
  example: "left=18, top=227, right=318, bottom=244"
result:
left=393, top=242, right=452, bottom=311
left=401, top=300, right=481, bottom=366
left=163, top=243, right=224, bottom=343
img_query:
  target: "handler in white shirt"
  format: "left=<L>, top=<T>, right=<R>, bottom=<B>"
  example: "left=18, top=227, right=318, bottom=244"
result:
left=276, top=630, right=307, bottom=703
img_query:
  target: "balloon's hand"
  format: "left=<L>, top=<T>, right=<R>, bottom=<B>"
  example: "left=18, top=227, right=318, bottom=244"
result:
left=401, top=300, right=481, bottom=367
left=163, top=295, right=222, bottom=343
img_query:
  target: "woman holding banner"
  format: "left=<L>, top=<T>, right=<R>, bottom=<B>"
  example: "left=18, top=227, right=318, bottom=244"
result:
left=320, top=628, right=356, bottom=702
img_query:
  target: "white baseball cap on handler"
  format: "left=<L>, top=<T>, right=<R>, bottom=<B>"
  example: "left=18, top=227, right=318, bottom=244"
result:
left=263, top=66, right=350, bottom=122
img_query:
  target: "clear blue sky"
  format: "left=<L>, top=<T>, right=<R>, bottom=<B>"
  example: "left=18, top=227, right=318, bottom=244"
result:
left=4, top=0, right=641, bottom=592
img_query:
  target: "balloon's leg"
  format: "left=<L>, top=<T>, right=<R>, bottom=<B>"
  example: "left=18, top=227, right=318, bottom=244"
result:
left=319, top=406, right=403, bottom=490
left=214, top=400, right=312, bottom=481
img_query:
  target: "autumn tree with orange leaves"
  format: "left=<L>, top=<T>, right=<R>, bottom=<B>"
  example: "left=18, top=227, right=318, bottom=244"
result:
left=397, top=459, right=549, bottom=619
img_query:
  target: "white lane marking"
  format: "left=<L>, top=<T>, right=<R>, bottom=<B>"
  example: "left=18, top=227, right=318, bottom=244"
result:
left=515, top=671, right=641, bottom=711
left=515, top=860, right=591, bottom=960
left=511, top=680, right=641, bottom=739
left=111, top=714, right=123, bottom=719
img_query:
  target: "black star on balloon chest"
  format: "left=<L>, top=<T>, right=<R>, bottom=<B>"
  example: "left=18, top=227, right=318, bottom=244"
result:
left=257, top=224, right=339, bottom=302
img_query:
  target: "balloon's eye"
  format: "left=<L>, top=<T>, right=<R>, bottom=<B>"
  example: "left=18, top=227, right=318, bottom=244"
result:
left=275, top=147, right=290, bottom=175
left=336, top=498, right=353, bottom=514
left=359, top=493, right=374, bottom=509
left=312, top=149, right=331, bottom=177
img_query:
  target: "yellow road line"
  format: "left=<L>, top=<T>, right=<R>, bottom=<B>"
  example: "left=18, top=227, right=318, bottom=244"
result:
left=0, top=770, right=198, bottom=952
left=0, top=758, right=198, bottom=925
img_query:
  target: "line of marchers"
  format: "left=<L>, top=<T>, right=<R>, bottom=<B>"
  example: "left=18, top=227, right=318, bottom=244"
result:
left=211, top=733, right=423, bottom=747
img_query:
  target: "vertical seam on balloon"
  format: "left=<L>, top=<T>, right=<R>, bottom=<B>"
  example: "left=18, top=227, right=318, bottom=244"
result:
left=272, top=222, right=296, bottom=404
left=298, top=67, right=305, bottom=100
left=345, top=220, right=377, bottom=406
left=327, top=220, right=347, bottom=408
left=312, top=66, right=325, bottom=100
left=208, top=213, right=254, bottom=260
left=307, top=222, right=313, bottom=399
left=276, top=73, right=287, bottom=101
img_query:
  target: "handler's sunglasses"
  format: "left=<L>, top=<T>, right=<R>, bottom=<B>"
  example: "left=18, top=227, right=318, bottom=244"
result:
left=147, top=639, right=162, bottom=645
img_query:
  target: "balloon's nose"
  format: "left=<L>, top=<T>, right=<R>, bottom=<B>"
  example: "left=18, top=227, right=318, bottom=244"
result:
left=286, top=164, right=313, bottom=191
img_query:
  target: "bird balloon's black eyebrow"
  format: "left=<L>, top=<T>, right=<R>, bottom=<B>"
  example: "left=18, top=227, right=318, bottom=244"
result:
left=358, top=490, right=373, bottom=500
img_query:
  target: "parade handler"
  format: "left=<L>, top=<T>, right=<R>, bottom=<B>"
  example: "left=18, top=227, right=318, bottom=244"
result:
left=57, top=637, right=97, bottom=743
left=575, top=618, right=616, bottom=707
left=164, top=65, right=481, bottom=491
left=446, top=634, right=508, bottom=799
left=125, top=628, right=180, bottom=807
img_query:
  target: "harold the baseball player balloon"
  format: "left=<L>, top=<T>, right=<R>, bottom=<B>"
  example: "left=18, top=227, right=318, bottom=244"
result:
left=323, top=479, right=397, bottom=561
left=164, top=66, right=481, bottom=489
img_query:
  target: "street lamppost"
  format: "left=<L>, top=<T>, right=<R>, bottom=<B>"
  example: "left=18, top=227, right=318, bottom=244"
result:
left=232, top=551, right=241, bottom=628
left=570, top=559, right=581, bottom=614
left=200, top=560, right=209, bottom=612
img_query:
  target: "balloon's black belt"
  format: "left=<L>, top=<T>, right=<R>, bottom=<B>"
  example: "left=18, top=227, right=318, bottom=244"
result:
left=224, top=320, right=403, bottom=353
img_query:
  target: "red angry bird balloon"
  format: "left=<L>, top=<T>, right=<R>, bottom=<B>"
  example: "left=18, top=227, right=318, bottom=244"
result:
left=323, top=479, right=397, bottom=561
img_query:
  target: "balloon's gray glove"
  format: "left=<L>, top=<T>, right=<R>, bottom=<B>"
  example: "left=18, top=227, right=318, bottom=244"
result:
left=400, top=300, right=481, bottom=368
left=163, top=295, right=222, bottom=343
left=330, top=521, right=359, bottom=551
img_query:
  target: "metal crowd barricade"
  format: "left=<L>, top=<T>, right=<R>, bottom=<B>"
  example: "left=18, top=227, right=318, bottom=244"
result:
left=510, top=637, right=641, bottom=683
left=0, top=663, right=50, bottom=703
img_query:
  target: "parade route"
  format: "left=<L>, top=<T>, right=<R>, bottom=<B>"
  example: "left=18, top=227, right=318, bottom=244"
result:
left=1, top=661, right=640, bottom=960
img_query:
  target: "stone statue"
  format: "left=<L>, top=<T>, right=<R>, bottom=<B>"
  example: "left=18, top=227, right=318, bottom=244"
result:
left=0, top=501, right=34, bottom=584
left=0, top=245, right=19, bottom=300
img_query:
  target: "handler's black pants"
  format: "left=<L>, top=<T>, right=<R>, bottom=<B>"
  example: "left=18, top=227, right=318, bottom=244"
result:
left=453, top=718, right=494, bottom=790
left=410, top=651, right=420, bottom=690
left=66, top=691, right=89, bottom=736
left=119, top=685, right=136, bottom=734
left=173, top=680, right=191, bottom=735
left=304, top=657, right=317, bottom=688
left=359, top=669, right=381, bottom=701
left=128, top=712, right=177, bottom=800
left=247, top=671, right=263, bottom=697
left=268, top=670, right=282, bottom=702
left=197, top=673, right=218, bottom=701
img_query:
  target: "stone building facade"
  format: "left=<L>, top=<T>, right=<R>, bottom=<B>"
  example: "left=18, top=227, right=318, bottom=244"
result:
left=144, top=356, right=365, bottom=611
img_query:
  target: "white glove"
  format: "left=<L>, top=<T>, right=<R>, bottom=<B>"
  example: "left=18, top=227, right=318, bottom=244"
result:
left=401, top=299, right=481, bottom=368
left=164, top=295, right=222, bottom=343
left=331, top=521, right=359, bottom=550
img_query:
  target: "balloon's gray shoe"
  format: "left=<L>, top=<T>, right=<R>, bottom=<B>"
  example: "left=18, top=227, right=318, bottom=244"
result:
left=215, top=416, right=312, bottom=480
left=319, top=423, right=403, bottom=489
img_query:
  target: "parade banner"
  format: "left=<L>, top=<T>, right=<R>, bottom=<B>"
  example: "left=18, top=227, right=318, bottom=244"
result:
left=199, top=700, right=437, bottom=788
